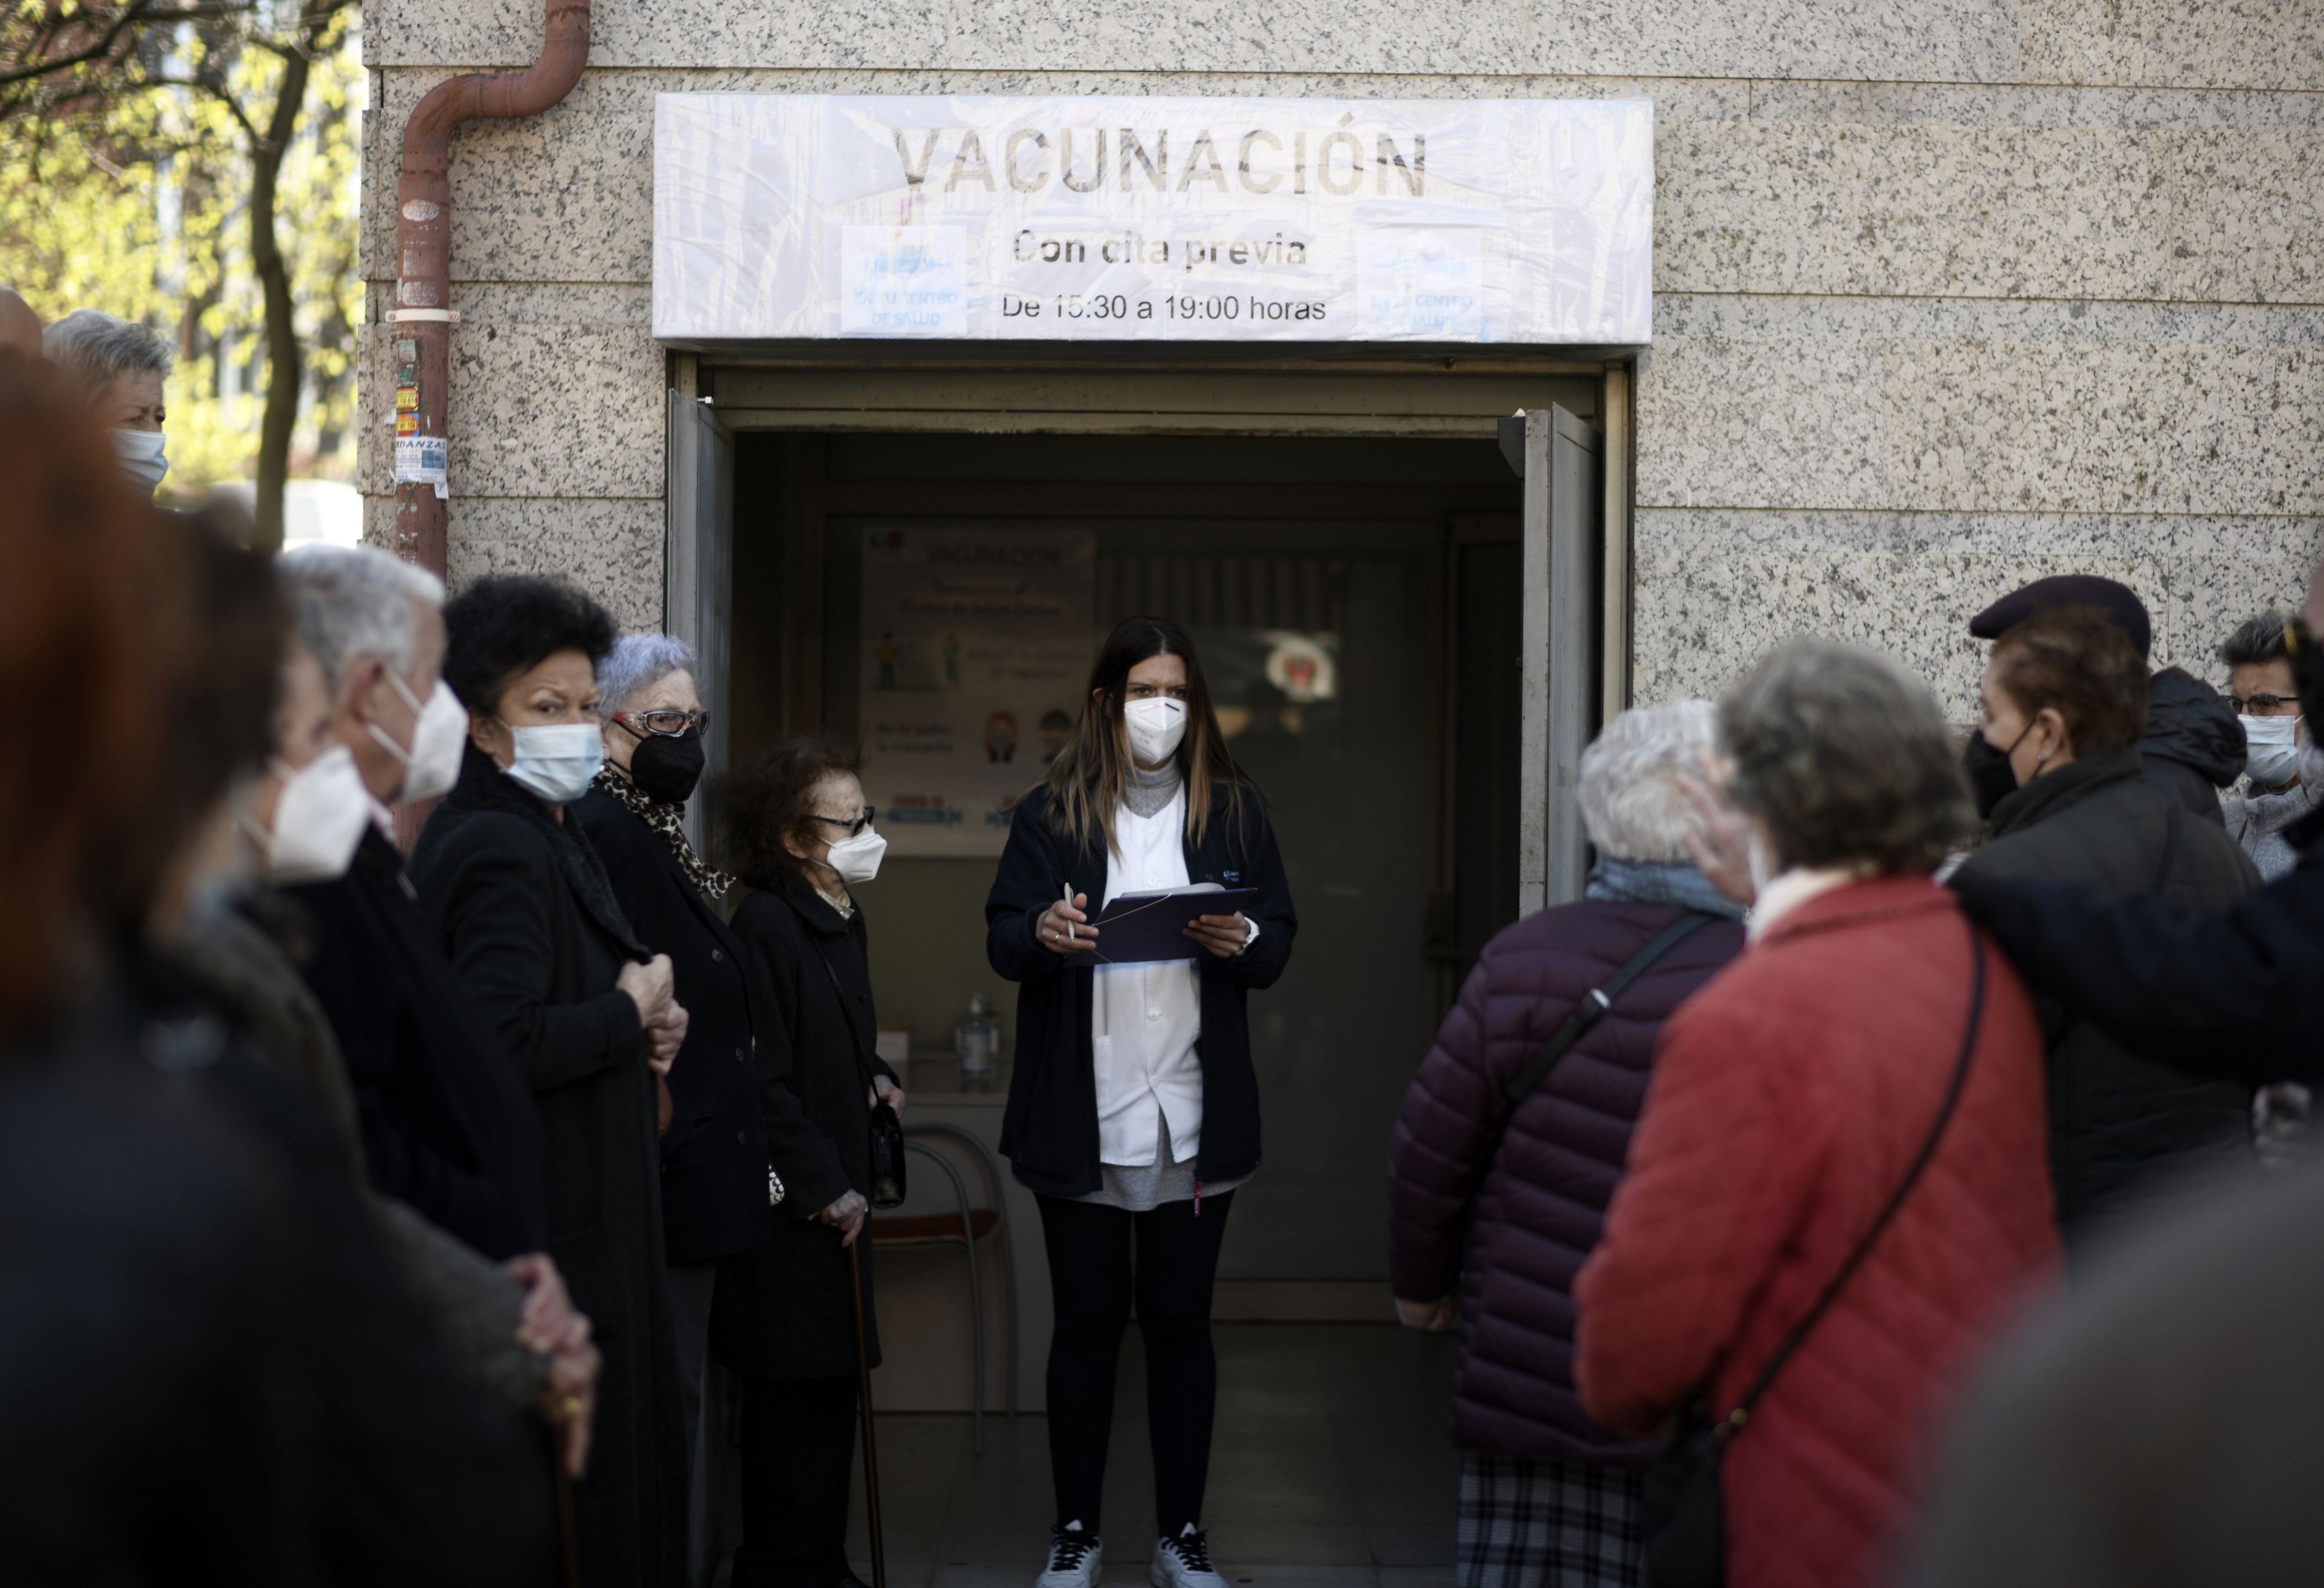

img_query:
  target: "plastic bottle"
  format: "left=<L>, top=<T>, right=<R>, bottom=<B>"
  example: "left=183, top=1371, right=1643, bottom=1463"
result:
left=957, top=992, right=998, bottom=1079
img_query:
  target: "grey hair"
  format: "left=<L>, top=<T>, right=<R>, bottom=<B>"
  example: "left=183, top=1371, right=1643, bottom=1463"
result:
left=277, top=544, right=446, bottom=694
left=598, top=633, right=697, bottom=717
left=2218, top=612, right=2292, bottom=670
left=42, top=308, right=174, bottom=397
left=1722, top=638, right=1974, bottom=877
left=1578, top=699, right=1720, bottom=863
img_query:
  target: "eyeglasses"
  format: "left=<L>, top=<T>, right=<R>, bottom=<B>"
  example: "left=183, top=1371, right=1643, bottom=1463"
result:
left=614, top=709, right=710, bottom=738
left=809, top=807, right=877, bottom=839
left=2231, top=694, right=2302, bottom=717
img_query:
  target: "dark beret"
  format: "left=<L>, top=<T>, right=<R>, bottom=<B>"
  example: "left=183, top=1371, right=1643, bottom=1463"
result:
left=1968, top=575, right=2152, bottom=660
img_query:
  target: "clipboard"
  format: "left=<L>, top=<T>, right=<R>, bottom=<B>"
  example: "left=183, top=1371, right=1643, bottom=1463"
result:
left=1083, top=885, right=1259, bottom=965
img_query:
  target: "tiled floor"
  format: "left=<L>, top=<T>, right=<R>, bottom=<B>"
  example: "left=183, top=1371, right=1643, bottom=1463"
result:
left=801, top=1323, right=1461, bottom=1588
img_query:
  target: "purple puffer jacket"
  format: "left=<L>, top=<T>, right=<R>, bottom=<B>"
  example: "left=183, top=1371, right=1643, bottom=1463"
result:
left=1388, top=898, right=1744, bottom=1462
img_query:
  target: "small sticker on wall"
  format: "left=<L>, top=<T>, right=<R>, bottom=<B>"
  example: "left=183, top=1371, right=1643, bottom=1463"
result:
left=394, top=434, right=448, bottom=485
left=395, top=387, right=419, bottom=412
left=396, top=413, right=419, bottom=436
left=395, top=337, right=418, bottom=361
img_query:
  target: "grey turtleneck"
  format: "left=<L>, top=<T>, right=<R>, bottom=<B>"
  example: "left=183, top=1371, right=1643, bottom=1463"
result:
left=1125, top=761, right=1183, bottom=819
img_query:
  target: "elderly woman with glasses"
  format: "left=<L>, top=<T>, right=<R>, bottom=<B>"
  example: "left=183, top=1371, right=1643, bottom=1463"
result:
left=1574, top=639, right=2060, bottom=1588
left=710, top=732, right=905, bottom=1588
left=572, top=636, right=841, bottom=1582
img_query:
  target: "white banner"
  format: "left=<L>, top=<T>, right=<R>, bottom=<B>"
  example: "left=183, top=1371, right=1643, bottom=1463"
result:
left=653, top=95, right=1652, bottom=346
left=857, top=525, right=1097, bottom=857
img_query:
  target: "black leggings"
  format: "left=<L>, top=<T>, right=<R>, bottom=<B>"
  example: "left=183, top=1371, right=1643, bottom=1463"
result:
left=1036, top=1189, right=1236, bottom=1540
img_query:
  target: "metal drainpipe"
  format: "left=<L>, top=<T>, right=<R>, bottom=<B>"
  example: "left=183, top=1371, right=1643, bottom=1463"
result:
left=387, top=0, right=591, bottom=577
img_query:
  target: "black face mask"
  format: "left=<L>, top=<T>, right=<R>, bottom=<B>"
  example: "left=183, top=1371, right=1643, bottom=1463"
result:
left=1962, top=731, right=2019, bottom=821
left=628, top=730, right=706, bottom=805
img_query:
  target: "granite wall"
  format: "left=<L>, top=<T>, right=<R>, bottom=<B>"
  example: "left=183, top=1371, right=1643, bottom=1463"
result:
left=357, top=0, right=2324, bottom=709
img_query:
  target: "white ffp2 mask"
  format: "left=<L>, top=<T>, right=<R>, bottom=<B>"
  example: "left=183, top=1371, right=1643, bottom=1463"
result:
left=827, top=826, right=888, bottom=886
left=502, top=721, right=603, bottom=806
left=261, top=745, right=371, bottom=883
left=370, top=674, right=468, bottom=804
left=1125, top=697, right=1188, bottom=765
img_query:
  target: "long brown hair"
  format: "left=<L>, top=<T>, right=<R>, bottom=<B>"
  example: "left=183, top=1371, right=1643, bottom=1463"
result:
left=1044, top=618, right=1253, bottom=858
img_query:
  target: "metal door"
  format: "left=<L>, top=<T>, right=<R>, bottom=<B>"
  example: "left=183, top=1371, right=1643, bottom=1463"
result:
left=1502, top=405, right=1603, bottom=914
left=667, top=390, right=734, bottom=850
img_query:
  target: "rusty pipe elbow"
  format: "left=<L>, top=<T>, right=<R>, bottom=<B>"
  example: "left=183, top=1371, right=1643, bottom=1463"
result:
left=400, top=0, right=592, bottom=179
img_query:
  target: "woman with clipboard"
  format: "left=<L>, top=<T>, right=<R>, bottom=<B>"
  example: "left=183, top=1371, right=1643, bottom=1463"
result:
left=986, top=617, right=1299, bottom=1588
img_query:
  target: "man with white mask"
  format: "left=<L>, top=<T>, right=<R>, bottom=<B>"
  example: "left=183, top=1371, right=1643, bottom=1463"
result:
left=276, top=544, right=554, bottom=1268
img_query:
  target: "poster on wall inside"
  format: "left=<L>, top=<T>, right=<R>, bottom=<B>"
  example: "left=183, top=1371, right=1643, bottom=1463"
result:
left=859, top=526, right=1096, bottom=856
left=653, top=94, right=1652, bottom=346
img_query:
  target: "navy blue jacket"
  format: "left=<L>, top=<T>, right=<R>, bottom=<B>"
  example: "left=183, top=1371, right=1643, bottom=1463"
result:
left=573, top=787, right=772, bottom=1268
left=984, top=781, right=1296, bottom=1198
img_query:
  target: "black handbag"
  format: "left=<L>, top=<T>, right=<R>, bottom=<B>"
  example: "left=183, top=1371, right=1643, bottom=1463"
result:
left=1639, top=923, right=1988, bottom=1587
left=867, top=1099, right=907, bottom=1210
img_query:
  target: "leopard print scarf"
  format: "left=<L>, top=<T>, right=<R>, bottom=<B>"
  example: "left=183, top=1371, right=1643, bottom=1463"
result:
left=593, top=766, right=735, bottom=902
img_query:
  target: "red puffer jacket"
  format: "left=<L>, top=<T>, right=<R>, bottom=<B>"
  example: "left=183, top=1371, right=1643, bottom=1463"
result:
left=1575, top=876, right=2061, bottom=1588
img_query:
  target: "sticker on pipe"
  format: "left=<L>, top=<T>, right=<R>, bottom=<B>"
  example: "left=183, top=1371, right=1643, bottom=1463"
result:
left=651, top=95, right=1653, bottom=346
left=394, top=435, right=447, bottom=485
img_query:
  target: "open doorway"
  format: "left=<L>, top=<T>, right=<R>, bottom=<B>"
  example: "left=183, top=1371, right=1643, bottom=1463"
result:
left=723, top=428, right=1558, bottom=1304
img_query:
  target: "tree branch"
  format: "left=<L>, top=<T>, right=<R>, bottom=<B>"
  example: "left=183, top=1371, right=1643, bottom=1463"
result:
left=0, top=1, right=250, bottom=91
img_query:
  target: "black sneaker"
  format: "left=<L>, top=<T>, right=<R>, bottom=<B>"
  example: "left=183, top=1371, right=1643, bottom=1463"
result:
left=1038, top=1521, right=1103, bottom=1588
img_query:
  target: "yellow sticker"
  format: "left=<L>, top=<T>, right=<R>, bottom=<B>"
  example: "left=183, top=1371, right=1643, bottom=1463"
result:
left=396, top=413, right=420, bottom=436
left=395, top=387, right=419, bottom=411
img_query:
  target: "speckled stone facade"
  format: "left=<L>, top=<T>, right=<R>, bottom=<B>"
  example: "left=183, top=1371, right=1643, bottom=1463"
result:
left=358, top=0, right=2324, bottom=711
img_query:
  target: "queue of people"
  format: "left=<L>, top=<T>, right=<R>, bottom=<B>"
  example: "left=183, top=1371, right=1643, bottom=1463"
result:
left=1392, top=570, right=2324, bottom=1587
left=16, top=292, right=2324, bottom=1588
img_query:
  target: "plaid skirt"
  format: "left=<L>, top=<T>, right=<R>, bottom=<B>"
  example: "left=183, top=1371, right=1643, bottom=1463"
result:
left=1455, top=1452, right=1644, bottom=1588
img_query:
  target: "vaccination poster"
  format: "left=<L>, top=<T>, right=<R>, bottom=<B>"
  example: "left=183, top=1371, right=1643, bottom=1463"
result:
left=859, top=526, right=1096, bottom=856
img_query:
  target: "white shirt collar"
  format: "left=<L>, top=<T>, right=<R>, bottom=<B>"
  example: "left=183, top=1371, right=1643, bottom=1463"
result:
left=1747, top=865, right=1870, bottom=944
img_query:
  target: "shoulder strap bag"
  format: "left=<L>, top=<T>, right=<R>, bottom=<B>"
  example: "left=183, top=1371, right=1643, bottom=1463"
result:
left=1639, top=920, right=1989, bottom=1588
left=1470, top=911, right=1718, bottom=1207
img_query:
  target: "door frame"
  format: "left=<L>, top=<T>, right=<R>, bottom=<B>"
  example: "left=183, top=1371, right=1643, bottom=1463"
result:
left=671, top=348, right=1633, bottom=917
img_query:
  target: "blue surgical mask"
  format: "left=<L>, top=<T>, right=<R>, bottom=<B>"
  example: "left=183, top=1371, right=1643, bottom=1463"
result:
left=112, top=427, right=168, bottom=493
left=500, top=720, right=603, bottom=806
left=2242, top=714, right=2305, bottom=788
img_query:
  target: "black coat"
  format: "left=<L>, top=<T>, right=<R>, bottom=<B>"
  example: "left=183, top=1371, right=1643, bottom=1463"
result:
left=0, top=957, right=554, bottom=1588
left=573, top=786, right=772, bottom=1267
left=714, top=876, right=896, bottom=1380
left=984, top=781, right=1297, bottom=1198
left=1955, top=750, right=2260, bottom=1241
left=285, top=827, right=547, bottom=1259
left=410, top=746, right=686, bottom=1588
left=1954, top=820, right=2324, bottom=1082
left=2142, top=665, right=2246, bottom=825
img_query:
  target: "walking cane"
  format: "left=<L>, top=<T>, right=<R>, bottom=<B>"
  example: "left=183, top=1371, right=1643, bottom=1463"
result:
left=850, top=1238, right=887, bottom=1588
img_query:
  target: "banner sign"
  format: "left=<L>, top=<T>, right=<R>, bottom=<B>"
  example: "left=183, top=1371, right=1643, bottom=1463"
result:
left=857, top=524, right=1097, bottom=857
left=653, top=95, right=1653, bottom=346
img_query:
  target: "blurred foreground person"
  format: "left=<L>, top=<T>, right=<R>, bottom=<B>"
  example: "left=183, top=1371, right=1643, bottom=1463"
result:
left=0, top=360, right=549, bottom=1583
left=715, top=735, right=905, bottom=1588
left=0, top=286, right=40, bottom=360
left=276, top=546, right=548, bottom=1262
left=1949, top=560, right=2324, bottom=1082
left=42, top=306, right=171, bottom=494
left=1953, top=608, right=2258, bottom=1248
left=415, top=575, right=690, bottom=1588
left=1961, top=575, right=2245, bottom=824
left=1903, top=1160, right=2324, bottom=1588
left=1387, top=700, right=1745, bottom=1588
left=1575, top=640, right=2060, bottom=1588
left=2217, top=612, right=2318, bottom=882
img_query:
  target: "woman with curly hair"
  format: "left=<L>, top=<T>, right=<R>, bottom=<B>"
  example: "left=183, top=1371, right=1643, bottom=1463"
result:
left=711, top=732, right=905, bottom=1588
left=411, top=575, right=690, bottom=1588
